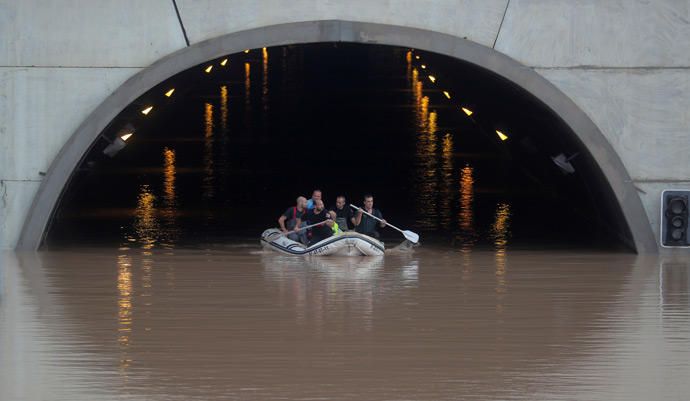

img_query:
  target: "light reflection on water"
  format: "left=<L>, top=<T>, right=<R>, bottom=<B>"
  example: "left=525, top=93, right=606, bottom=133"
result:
left=458, top=164, right=476, bottom=249
left=117, top=254, right=133, bottom=375
left=244, top=61, right=251, bottom=109
left=2, top=250, right=690, bottom=400
left=125, top=185, right=159, bottom=249
left=93, top=48, right=525, bottom=250
left=440, top=132, right=454, bottom=230
left=202, top=102, right=214, bottom=200
left=219, top=85, right=228, bottom=134
left=262, top=47, right=269, bottom=114
left=408, top=59, right=511, bottom=242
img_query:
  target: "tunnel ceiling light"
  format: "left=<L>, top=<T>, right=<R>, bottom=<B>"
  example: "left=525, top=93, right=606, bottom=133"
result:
left=244, top=49, right=250, bottom=53
left=103, top=124, right=135, bottom=157
left=220, top=58, right=228, bottom=66
left=443, top=91, right=451, bottom=99
left=428, top=75, right=436, bottom=83
left=461, top=107, right=473, bottom=116
left=421, top=64, right=426, bottom=69
left=141, top=106, right=153, bottom=115
left=551, top=152, right=578, bottom=174
left=205, top=65, right=213, bottom=73
left=415, top=55, right=420, bottom=60
left=164, top=88, right=175, bottom=97
left=496, top=130, right=509, bottom=141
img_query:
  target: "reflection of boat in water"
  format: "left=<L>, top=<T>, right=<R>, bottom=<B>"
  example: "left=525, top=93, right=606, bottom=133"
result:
left=260, top=228, right=385, bottom=256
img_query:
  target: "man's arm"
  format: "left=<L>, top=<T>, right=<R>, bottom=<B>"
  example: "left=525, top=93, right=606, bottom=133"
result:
left=354, top=209, right=363, bottom=226
left=377, top=211, right=387, bottom=228
left=278, top=215, right=288, bottom=232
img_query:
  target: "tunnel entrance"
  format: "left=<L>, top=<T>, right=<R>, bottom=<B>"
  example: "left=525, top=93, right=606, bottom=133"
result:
left=44, top=42, right=633, bottom=250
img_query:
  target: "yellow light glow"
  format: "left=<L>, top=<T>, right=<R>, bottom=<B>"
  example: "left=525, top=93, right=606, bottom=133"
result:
left=205, top=65, right=213, bottom=73
left=164, top=88, right=175, bottom=97
left=120, top=133, right=133, bottom=141
left=406, top=51, right=412, bottom=63
left=262, top=47, right=267, bottom=51
left=461, top=107, right=473, bottom=116
left=428, top=75, right=436, bottom=83
left=141, top=106, right=153, bottom=115
left=421, top=64, right=426, bottom=69
left=496, top=130, right=509, bottom=141
left=163, top=147, right=176, bottom=210
left=244, top=49, right=250, bottom=53
left=415, top=55, right=420, bottom=60
left=220, top=85, right=228, bottom=132
left=220, top=58, right=228, bottom=66
left=443, top=91, right=451, bottom=99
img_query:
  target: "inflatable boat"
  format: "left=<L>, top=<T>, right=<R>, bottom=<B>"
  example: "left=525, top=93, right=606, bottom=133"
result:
left=260, top=228, right=385, bottom=256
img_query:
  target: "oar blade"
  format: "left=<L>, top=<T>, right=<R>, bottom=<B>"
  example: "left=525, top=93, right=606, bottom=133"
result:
left=403, top=230, right=420, bottom=244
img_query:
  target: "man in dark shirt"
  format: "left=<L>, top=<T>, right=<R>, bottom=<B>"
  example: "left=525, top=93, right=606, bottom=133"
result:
left=354, top=194, right=387, bottom=238
left=329, top=195, right=355, bottom=231
left=297, top=199, right=334, bottom=245
left=278, top=196, right=308, bottom=244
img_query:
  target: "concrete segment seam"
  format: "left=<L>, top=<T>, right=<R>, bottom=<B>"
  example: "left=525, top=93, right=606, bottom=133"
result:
left=493, top=0, right=511, bottom=49
left=172, top=0, right=190, bottom=47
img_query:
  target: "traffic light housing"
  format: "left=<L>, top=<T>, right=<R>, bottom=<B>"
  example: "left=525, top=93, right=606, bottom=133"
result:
left=661, top=190, right=690, bottom=247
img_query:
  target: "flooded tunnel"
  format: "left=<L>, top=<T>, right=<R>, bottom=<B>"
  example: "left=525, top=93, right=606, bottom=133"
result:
left=45, top=43, right=633, bottom=251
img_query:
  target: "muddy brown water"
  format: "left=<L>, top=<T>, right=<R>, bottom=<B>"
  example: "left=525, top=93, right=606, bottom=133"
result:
left=2, top=247, right=689, bottom=400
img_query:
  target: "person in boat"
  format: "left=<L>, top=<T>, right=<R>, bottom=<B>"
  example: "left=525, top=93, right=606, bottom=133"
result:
left=353, top=194, right=387, bottom=239
left=297, top=199, right=334, bottom=245
left=329, top=195, right=355, bottom=231
left=306, top=189, right=322, bottom=210
left=278, top=196, right=308, bottom=244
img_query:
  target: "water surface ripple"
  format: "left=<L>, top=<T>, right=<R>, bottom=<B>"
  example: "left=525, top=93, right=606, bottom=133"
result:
left=1, top=249, right=688, bottom=400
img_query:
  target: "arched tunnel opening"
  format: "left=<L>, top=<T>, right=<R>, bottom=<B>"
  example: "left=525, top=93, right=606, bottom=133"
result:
left=44, top=43, right=633, bottom=251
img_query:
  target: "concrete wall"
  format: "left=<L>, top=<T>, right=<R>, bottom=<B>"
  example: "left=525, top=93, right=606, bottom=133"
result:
left=1, top=0, right=688, bottom=251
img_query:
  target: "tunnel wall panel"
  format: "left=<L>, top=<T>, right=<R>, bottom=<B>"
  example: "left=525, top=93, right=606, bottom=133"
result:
left=0, top=0, right=186, bottom=67
left=536, top=68, right=690, bottom=181
left=176, top=0, right=509, bottom=48
left=0, top=67, right=139, bottom=181
left=496, top=0, right=690, bottom=68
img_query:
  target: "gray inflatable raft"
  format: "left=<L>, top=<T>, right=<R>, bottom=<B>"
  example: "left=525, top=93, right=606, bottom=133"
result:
left=260, top=228, right=385, bottom=256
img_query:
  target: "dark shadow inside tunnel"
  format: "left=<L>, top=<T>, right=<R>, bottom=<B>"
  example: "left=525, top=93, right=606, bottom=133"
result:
left=45, top=43, right=633, bottom=251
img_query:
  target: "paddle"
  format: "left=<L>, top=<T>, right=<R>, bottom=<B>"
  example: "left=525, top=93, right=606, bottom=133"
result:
left=272, top=220, right=329, bottom=239
left=350, top=204, right=420, bottom=244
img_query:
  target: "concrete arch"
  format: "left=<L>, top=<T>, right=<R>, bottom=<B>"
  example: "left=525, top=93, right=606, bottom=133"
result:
left=16, top=20, right=658, bottom=253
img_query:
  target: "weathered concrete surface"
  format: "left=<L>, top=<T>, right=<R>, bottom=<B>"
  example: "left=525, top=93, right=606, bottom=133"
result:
left=1, top=1, right=688, bottom=251
left=536, top=67, right=690, bottom=245
left=0, top=67, right=140, bottom=180
left=0, top=0, right=185, bottom=67
left=496, top=0, right=690, bottom=67
left=0, top=181, right=40, bottom=251
left=536, top=68, right=690, bottom=181
left=176, top=0, right=509, bottom=47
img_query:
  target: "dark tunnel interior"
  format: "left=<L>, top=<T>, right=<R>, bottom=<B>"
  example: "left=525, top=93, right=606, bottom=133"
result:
left=45, top=43, right=633, bottom=251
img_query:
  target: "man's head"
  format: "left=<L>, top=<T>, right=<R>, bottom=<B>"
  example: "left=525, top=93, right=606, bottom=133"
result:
left=314, top=199, right=325, bottom=212
left=363, top=194, right=374, bottom=209
left=311, top=189, right=322, bottom=201
left=296, top=196, right=307, bottom=209
left=336, top=195, right=346, bottom=209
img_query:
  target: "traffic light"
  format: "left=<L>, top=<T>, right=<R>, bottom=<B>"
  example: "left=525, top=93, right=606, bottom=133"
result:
left=661, top=190, right=690, bottom=247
